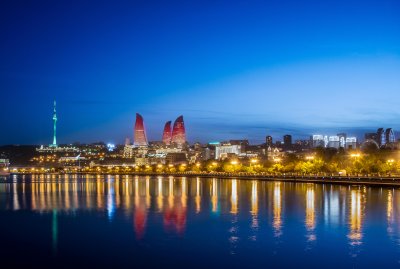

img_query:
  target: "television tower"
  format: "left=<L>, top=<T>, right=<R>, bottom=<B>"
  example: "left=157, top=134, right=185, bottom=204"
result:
left=52, top=100, right=57, bottom=146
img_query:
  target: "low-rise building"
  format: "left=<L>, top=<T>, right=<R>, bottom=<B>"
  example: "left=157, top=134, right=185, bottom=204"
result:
left=215, top=144, right=241, bottom=160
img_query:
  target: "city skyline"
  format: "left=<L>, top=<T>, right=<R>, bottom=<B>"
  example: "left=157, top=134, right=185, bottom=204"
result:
left=29, top=102, right=400, bottom=147
left=1, top=0, right=399, bottom=145
left=2, top=100, right=400, bottom=146
left=2, top=2, right=400, bottom=268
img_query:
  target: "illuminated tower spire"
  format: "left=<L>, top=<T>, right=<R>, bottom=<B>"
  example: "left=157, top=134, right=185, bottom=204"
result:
left=52, top=100, right=57, bottom=146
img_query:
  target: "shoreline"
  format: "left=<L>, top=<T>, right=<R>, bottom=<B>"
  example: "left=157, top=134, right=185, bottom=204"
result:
left=6, top=172, right=400, bottom=187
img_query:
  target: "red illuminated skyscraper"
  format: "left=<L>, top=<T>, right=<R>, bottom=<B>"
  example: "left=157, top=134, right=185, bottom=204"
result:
left=134, top=113, right=148, bottom=146
left=162, top=121, right=172, bottom=145
left=171, top=115, right=186, bottom=146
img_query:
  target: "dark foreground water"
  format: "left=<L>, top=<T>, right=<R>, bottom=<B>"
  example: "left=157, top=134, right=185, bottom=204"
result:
left=1, top=174, right=400, bottom=268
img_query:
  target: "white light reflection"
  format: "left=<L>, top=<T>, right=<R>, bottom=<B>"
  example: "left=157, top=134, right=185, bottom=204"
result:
left=305, top=184, right=316, bottom=243
left=211, top=178, right=218, bottom=213
left=106, top=177, right=115, bottom=221
left=250, top=180, right=259, bottom=240
left=348, top=188, right=365, bottom=258
left=273, top=182, right=282, bottom=237
left=195, top=178, right=201, bottom=213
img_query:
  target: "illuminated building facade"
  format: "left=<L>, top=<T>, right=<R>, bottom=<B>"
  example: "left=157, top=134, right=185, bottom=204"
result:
left=338, top=133, right=346, bottom=148
left=312, top=134, right=357, bottom=149
left=377, top=128, right=386, bottom=147
left=328, top=136, right=340, bottom=149
left=162, top=121, right=172, bottom=145
left=215, top=144, right=241, bottom=159
left=345, top=137, right=357, bottom=150
left=364, top=128, right=395, bottom=148
left=171, top=115, right=186, bottom=146
left=134, top=113, right=148, bottom=147
left=385, top=128, right=395, bottom=144
left=312, top=135, right=324, bottom=148
left=324, top=135, right=329, bottom=147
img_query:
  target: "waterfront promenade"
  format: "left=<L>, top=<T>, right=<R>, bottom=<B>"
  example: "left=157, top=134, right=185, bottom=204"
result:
left=6, top=171, right=400, bottom=187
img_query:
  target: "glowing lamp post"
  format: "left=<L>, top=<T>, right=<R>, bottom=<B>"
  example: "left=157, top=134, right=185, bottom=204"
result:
left=195, top=163, right=201, bottom=172
left=230, top=160, right=239, bottom=173
left=180, top=163, right=187, bottom=172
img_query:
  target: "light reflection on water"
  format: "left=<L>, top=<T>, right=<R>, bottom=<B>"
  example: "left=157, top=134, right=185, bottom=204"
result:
left=273, top=182, right=282, bottom=237
left=305, top=184, right=316, bottom=244
left=1, top=174, right=400, bottom=267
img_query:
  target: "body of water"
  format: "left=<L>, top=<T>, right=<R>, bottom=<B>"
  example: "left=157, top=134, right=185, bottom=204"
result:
left=0, top=174, right=400, bottom=268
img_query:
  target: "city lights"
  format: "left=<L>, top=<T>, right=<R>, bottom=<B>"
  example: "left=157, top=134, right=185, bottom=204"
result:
left=1, top=1, right=399, bottom=268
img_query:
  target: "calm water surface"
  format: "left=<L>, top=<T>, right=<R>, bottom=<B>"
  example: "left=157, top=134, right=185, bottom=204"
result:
left=1, top=174, right=400, bottom=268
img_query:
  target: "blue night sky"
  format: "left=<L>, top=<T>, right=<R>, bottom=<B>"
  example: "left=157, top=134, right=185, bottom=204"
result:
left=1, top=0, right=399, bottom=145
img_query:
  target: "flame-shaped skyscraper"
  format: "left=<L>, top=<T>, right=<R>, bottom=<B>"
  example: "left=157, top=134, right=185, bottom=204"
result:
left=171, top=115, right=186, bottom=146
left=162, top=121, right=172, bottom=145
left=134, top=113, right=148, bottom=146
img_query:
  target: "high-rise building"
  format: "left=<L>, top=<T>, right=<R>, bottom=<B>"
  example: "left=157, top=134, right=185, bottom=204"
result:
left=324, top=135, right=329, bottom=147
left=377, top=128, right=386, bottom=147
left=162, top=121, right=172, bottom=145
left=385, top=128, right=395, bottom=144
left=337, top=133, right=347, bottom=148
left=312, top=135, right=324, bottom=148
left=345, top=137, right=357, bottom=150
left=328, top=136, right=340, bottom=149
left=266, top=136, right=273, bottom=148
left=134, top=113, right=148, bottom=147
left=171, top=115, right=186, bottom=146
left=283, top=135, right=292, bottom=151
